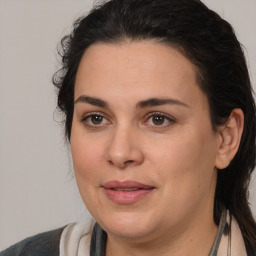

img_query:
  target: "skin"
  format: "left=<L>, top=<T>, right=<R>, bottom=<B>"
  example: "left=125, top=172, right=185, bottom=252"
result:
left=70, top=41, right=242, bottom=256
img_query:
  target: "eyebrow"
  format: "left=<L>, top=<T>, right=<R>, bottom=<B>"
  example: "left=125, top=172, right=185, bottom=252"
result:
left=74, top=95, right=189, bottom=109
left=135, top=98, right=189, bottom=109
left=74, top=96, right=108, bottom=108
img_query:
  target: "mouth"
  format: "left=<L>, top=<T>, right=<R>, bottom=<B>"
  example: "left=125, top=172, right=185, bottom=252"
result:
left=111, top=188, right=143, bottom=191
left=102, top=180, right=155, bottom=204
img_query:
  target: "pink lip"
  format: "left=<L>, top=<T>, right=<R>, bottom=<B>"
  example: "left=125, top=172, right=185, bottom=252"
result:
left=102, top=180, right=155, bottom=204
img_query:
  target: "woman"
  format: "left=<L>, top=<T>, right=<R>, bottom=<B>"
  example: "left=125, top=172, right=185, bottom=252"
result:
left=1, top=0, right=256, bottom=255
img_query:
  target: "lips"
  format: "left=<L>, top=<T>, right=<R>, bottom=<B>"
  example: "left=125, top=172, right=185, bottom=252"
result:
left=102, top=180, right=155, bottom=204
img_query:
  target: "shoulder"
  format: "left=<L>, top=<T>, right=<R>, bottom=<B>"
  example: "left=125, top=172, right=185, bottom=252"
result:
left=0, top=226, right=66, bottom=256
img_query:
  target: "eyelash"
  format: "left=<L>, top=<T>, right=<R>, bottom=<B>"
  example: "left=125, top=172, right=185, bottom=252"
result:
left=81, top=112, right=111, bottom=129
left=143, top=112, right=176, bottom=128
left=81, top=112, right=176, bottom=129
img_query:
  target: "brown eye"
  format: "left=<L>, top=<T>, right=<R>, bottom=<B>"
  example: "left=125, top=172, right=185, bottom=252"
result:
left=81, top=113, right=111, bottom=129
left=152, top=116, right=165, bottom=125
left=144, top=112, right=175, bottom=128
left=90, top=115, right=103, bottom=125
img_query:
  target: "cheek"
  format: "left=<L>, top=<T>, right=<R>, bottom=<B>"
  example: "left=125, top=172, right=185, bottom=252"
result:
left=72, top=140, right=102, bottom=179
left=70, top=125, right=106, bottom=190
left=71, top=137, right=105, bottom=213
left=150, top=135, right=202, bottom=175
left=150, top=129, right=217, bottom=199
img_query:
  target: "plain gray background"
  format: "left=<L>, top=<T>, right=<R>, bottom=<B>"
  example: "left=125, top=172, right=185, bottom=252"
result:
left=0, top=0, right=255, bottom=250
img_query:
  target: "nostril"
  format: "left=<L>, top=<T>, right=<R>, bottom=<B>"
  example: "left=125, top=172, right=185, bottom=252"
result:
left=107, top=159, right=134, bottom=168
left=122, top=160, right=135, bottom=168
left=124, top=160, right=134, bottom=165
left=108, top=160, right=114, bottom=165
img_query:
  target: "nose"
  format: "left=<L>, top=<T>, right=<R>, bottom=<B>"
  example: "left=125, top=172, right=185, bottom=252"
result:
left=105, top=126, right=144, bottom=169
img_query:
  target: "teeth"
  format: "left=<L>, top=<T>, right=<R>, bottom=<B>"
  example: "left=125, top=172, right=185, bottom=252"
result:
left=113, top=188, right=140, bottom=192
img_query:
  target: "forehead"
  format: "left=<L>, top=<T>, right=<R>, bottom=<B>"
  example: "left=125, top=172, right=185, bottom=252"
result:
left=74, top=41, right=207, bottom=109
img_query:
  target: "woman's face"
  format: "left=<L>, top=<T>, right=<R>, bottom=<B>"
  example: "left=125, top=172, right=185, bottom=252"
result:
left=71, top=41, right=221, bottom=241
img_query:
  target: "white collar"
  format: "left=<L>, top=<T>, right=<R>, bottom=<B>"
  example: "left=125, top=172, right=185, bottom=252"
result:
left=59, top=221, right=91, bottom=256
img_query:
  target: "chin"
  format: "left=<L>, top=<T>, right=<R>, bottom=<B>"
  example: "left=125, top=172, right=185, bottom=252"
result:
left=97, top=211, right=157, bottom=239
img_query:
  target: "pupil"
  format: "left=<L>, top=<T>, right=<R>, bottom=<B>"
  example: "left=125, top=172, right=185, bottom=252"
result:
left=92, top=115, right=102, bottom=124
left=153, top=116, right=164, bottom=125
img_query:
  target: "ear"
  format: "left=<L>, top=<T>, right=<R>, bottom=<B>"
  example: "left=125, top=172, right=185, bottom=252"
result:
left=214, top=108, right=244, bottom=170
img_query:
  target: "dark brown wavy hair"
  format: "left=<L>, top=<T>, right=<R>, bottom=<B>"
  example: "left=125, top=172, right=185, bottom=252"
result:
left=53, top=0, right=256, bottom=253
